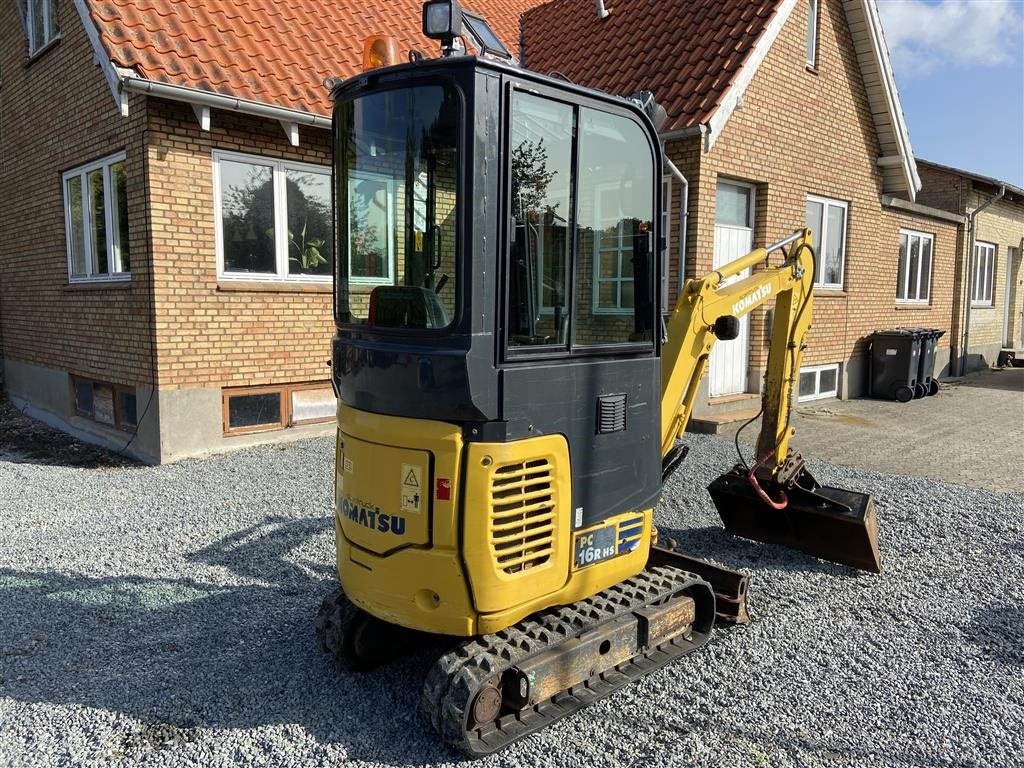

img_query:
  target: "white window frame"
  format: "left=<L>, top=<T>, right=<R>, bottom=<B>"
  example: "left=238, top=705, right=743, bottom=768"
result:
left=23, top=0, right=59, bottom=55
left=798, top=363, right=839, bottom=402
left=806, top=194, right=847, bottom=290
left=213, top=150, right=333, bottom=283
left=806, top=0, right=819, bottom=67
left=62, top=152, right=130, bottom=284
left=971, top=241, right=996, bottom=307
left=896, top=228, right=933, bottom=304
left=592, top=182, right=635, bottom=316
left=346, top=170, right=396, bottom=286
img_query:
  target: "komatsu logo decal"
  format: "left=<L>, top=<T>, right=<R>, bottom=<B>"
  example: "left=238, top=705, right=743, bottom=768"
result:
left=341, top=498, right=406, bottom=535
left=731, top=284, right=772, bottom=316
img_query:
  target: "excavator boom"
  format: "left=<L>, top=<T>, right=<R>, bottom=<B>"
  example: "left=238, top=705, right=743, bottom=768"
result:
left=658, top=228, right=881, bottom=572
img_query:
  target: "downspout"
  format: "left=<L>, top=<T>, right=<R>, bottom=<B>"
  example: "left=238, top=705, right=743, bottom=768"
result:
left=961, top=184, right=1006, bottom=374
left=664, top=156, right=689, bottom=300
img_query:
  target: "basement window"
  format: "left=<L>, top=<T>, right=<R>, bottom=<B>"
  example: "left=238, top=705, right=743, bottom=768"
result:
left=222, top=383, right=335, bottom=435
left=72, top=376, right=138, bottom=431
left=798, top=363, right=839, bottom=402
left=63, top=153, right=130, bottom=283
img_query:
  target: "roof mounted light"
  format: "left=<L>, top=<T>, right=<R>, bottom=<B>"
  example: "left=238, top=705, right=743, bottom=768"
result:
left=423, top=0, right=463, bottom=55
left=362, top=35, right=401, bottom=71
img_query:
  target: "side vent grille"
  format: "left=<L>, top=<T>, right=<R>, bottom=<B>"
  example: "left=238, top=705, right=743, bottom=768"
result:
left=490, top=457, right=556, bottom=574
left=597, top=393, right=627, bottom=434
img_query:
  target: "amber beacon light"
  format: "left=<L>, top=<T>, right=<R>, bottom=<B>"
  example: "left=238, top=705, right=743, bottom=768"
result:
left=362, top=35, right=401, bottom=71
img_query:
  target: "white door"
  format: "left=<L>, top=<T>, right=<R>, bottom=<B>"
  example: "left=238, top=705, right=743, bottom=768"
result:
left=709, top=181, right=754, bottom=397
left=1004, top=246, right=1020, bottom=347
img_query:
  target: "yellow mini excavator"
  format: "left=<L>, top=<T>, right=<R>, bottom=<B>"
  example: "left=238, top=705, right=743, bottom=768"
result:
left=317, top=3, right=880, bottom=756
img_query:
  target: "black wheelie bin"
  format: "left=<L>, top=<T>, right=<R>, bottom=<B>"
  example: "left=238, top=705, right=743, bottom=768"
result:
left=869, top=329, right=921, bottom=402
left=914, top=328, right=945, bottom=396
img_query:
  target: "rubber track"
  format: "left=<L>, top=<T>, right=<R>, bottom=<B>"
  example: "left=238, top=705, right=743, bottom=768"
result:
left=420, top=565, right=714, bottom=757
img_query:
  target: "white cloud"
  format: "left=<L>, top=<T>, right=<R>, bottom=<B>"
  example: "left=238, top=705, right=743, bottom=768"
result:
left=877, top=0, right=1023, bottom=77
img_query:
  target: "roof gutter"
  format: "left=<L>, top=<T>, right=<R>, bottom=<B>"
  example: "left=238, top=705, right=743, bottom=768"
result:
left=664, top=156, right=690, bottom=298
left=119, top=75, right=332, bottom=129
left=960, top=184, right=1007, bottom=374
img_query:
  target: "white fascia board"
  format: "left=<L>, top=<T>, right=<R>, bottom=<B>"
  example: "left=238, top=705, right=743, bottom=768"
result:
left=861, top=0, right=920, bottom=198
left=705, top=0, right=798, bottom=151
left=72, top=0, right=123, bottom=113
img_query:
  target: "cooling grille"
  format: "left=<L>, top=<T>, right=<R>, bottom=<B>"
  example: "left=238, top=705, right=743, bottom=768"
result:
left=489, top=457, right=556, bottom=574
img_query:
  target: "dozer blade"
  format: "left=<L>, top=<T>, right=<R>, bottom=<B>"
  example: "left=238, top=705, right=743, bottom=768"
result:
left=708, top=467, right=881, bottom=573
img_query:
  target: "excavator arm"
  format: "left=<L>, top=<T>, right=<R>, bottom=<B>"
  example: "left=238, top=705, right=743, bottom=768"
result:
left=660, top=229, right=814, bottom=463
left=657, top=229, right=881, bottom=573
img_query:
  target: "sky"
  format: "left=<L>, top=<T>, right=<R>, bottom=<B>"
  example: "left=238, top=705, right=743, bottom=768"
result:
left=875, top=0, right=1024, bottom=188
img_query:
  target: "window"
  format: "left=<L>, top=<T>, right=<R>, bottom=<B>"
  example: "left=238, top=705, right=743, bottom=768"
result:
left=63, top=154, right=130, bottom=282
left=805, top=195, right=847, bottom=289
left=222, top=383, right=334, bottom=435
left=972, top=241, right=996, bottom=306
left=806, top=0, right=819, bottom=67
left=896, top=229, right=933, bottom=303
left=798, top=363, right=839, bottom=402
left=716, top=182, right=753, bottom=228
left=577, top=104, right=657, bottom=342
left=72, top=377, right=138, bottom=431
left=348, top=172, right=396, bottom=285
left=21, top=0, right=59, bottom=55
left=336, top=85, right=459, bottom=326
left=505, top=91, right=656, bottom=350
left=592, top=183, right=638, bottom=315
left=215, top=151, right=333, bottom=281
left=508, top=91, right=573, bottom=345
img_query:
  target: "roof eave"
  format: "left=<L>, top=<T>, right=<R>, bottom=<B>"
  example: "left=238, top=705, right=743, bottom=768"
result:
left=861, top=0, right=920, bottom=200
left=118, top=75, right=332, bottom=129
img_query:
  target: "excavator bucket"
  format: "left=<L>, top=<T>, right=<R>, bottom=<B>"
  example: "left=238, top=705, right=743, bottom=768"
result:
left=708, top=467, right=881, bottom=573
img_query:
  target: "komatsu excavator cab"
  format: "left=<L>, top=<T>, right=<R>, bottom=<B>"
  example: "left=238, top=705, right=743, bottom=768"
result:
left=331, top=54, right=675, bottom=636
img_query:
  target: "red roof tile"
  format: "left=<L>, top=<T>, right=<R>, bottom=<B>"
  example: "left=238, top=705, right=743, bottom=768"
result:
left=85, top=0, right=539, bottom=117
left=521, top=0, right=783, bottom=132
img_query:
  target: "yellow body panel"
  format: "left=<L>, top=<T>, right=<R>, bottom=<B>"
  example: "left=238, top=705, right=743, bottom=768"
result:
left=462, top=437, right=572, bottom=613
left=334, top=406, right=654, bottom=637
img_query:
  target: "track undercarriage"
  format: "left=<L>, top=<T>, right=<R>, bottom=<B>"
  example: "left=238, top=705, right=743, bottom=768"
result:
left=317, top=563, right=718, bottom=757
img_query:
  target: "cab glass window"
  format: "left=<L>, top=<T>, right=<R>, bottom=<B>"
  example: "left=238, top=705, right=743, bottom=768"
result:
left=506, top=92, right=656, bottom=353
left=336, top=84, right=459, bottom=330
left=507, top=92, right=573, bottom=347
left=573, top=108, right=655, bottom=346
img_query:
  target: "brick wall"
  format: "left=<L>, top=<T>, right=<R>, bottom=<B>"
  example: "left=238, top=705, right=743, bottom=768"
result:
left=967, top=193, right=1024, bottom=351
left=665, top=0, right=959, bottom=391
left=145, top=100, right=334, bottom=389
left=0, top=4, right=153, bottom=388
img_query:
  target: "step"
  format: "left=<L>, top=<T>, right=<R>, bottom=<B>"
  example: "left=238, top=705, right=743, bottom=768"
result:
left=687, top=407, right=763, bottom=435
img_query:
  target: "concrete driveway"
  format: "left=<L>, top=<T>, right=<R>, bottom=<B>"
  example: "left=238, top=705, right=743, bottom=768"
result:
left=722, top=367, right=1024, bottom=493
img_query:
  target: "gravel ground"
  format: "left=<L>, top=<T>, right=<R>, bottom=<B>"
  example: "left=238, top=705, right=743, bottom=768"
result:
left=1, top=412, right=1022, bottom=768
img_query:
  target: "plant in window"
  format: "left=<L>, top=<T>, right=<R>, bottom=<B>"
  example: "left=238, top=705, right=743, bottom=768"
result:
left=287, top=220, right=328, bottom=270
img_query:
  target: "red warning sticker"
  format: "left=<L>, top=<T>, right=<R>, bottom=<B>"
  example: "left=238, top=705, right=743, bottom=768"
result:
left=436, top=478, right=451, bottom=501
